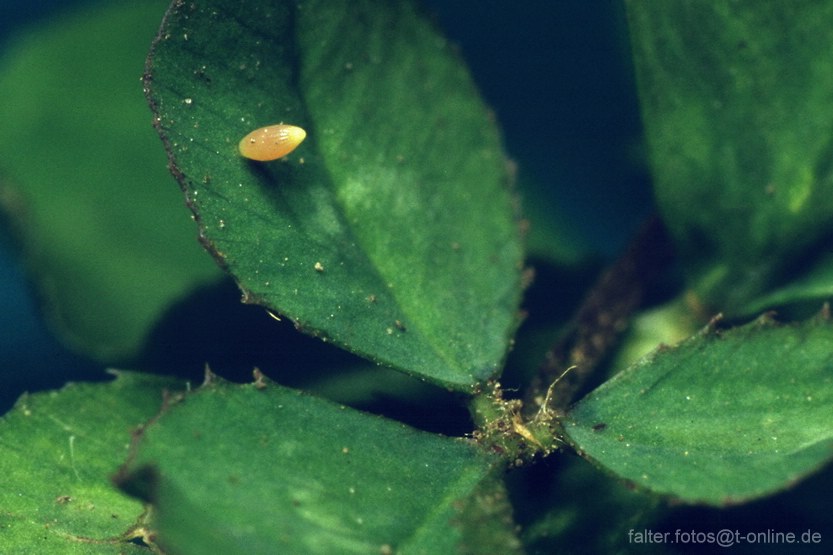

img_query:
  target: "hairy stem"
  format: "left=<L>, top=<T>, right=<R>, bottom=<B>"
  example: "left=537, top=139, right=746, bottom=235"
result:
left=525, top=215, right=675, bottom=415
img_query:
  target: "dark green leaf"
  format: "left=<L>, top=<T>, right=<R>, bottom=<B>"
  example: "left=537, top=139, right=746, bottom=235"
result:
left=518, top=170, right=590, bottom=268
left=117, top=374, right=520, bottom=554
left=0, top=1, right=222, bottom=361
left=143, top=0, right=524, bottom=390
left=0, top=371, right=184, bottom=553
left=520, top=456, right=662, bottom=554
left=742, top=253, right=833, bottom=318
left=626, top=0, right=833, bottom=314
left=565, top=315, right=833, bottom=505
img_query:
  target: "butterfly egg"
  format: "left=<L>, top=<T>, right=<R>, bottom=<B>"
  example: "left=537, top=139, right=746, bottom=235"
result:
left=238, top=124, right=306, bottom=161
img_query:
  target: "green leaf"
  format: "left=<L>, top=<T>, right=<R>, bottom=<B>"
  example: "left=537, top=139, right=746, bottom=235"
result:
left=116, top=374, right=520, bottom=554
left=609, top=298, right=700, bottom=373
left=0, top=371, right=184, bottom=553
left=626, top=0, right=833, bottom=314
left=741, top=253, right=833, bottom=318
left=564, top=315, right=833, bottom=505
left=0, top=1, right=222, bottom=361
left=520, top=456, right=662, bottom=555
left=518, top=169, right=590, bottom=268
left=143, top=0, right=524, bottom=390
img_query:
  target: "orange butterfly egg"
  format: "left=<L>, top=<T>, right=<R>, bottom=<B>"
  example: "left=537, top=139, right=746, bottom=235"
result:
left=238, top=124, right=306, bottom=161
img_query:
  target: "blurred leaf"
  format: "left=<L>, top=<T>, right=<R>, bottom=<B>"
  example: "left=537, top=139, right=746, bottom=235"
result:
left=626, top=0, right=833, bottom=314
left=741, top=252, right=833, bottom=318
left=117, top=374, right=520, bottom=554
left=520, top=456, right=663, bottom=555
left=0, top=1, right=222, bottom=362
left=143, top=0, right=524, bottom=390
left=565, top=314, right=833, bottom=505
left=518, top=169, right=591, bottom=268
left=609, top=298, right=700, bottom=373
left=0, top=371, right=183, bottom=553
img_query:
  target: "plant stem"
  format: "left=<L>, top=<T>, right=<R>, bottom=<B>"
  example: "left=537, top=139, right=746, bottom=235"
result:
left=524, top=215, right=675, bottom=415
